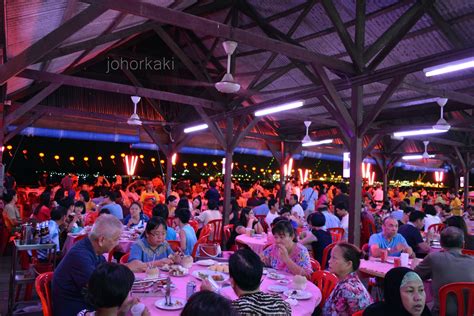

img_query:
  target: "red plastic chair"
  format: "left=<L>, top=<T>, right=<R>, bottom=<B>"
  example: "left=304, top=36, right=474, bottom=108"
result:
left=73, top=234, right=88, bottom=244
left=167, top=217, right=175, bottom=229
left=223, top=224, right=234, bottom=241
left=310, top=270, right=338, bottom=307
left=310, top=257, right=321, bottom=272
left=35, top=272, right=54, bottom=316
left=361, top=218, right=376, bottom=245
left=428, top=223, right=445, bottom=234
left=208, top=219, right=223, bottom=243
left=189, top=220, right=199, bottom=233
left=321, top=242, right=338, bottom=270
left=328, top=227, right=344, bottom=242
left=168, top=240, right=181, bottom=252
left=439, top=282, right=474, bottom=316
left=462, top=249, right=474, bottom=256
left=119, top=252, right=130, bottom=264
left=200, top=224, right=212, bottom=240
left=352, top=310, right=364, bottom=316
left=191, top=233, right=211, bottom=259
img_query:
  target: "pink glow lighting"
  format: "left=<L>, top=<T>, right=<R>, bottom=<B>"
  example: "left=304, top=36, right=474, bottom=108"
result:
left=125, top=155, right=138, bottom=176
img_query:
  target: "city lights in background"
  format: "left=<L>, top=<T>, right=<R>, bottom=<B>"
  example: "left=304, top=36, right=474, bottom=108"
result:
left=362, top=162, right=375, bottom=185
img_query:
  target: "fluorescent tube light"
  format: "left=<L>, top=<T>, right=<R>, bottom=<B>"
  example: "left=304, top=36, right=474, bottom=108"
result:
left=424, top=57, right=474, bottom=77
left=402, top=154, right=435, bottom=160
left=393, top=129, right=447, bottom=137
left=184, top=123, right=208, bottom=133
left=254, top=101, right=304, bottom=116
left=302, top=139, right=333, bottom=147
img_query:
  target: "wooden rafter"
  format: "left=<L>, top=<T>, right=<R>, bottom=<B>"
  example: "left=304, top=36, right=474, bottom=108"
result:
left=426, top=6, right=464, bottom=49
left=4, top=110, right=44, bottom=143
left=0, top=3, right=106, bottom=84
left=194, top=105, right=226, bottom=149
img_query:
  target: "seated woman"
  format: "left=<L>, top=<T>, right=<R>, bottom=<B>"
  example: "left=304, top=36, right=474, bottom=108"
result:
left=152, top=204, right=177, bottom=240
left=32, top=192, right=51, bottom=222
left=78, top=262, right=150, bottom=316
left=322, top=243, right=372, bottom=316
left=364, top=267, right=431, bottom=316
left=300, top=212, right=332, bottom=268
left=127, top=216, right=181, bottom=272
left=2, top=189, right=22, bottom=233
left=181, top=291, right=238, bottom=316
left=279, top=206, right=301, bottom=228
left=226, top=206, right=263, bottom=248
left=123, top=202, right=149, bottom=229
left=174, top=208, right=197, bottom=256
left=260, top=220, right=312, bottom=276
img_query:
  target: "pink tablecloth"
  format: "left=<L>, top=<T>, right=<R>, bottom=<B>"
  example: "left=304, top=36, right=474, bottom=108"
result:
left=359, top=258, right=433, bottom=303
left=136, top=263, right=321, bottom=316
left=63, top=233, right=135, bottom=254
left=235, top=234, right=271, bottom=254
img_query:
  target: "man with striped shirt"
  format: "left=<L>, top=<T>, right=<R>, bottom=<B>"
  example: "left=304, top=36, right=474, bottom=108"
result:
left=229, top=249, right=291, bottom=316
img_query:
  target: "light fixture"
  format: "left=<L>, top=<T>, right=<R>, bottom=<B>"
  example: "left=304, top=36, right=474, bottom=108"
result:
left=301, top=139, right=333, bottom=147
left=255, top=100, right=304, bottom=117
left=215, top=41, right=240, bottom=93
left=402, top=154, right=435, bottom=160
left=432, top=98, right=450, bottom=131
left=424, top=57, right=474, bottom=77
left=184, top=123, right=208, bottom=133
left=302, top=121, right=312, bottom=144
left=127, top=96, right=142, bottom=126
left=393, top=128, right=447, bottom=137
left=125, top=155, right=138, bottom=176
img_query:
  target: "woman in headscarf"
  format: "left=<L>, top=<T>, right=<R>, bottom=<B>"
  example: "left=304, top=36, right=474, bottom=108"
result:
left=364, top=267, right=431, bottom=316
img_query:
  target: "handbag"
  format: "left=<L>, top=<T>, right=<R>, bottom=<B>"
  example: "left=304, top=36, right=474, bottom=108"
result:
left=301, top=190, right=315, bottom=211
left=197, top=243, right=222, bottom=258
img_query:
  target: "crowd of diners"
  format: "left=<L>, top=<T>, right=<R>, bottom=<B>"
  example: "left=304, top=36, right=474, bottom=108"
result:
left=2, top=172, right=474, bottom=316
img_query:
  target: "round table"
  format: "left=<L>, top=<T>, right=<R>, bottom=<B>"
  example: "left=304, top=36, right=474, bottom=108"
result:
left=235, top=234, right=271, bottom=254
left=359, top=257, right=433, bottom=303
left=63, top=231, right=136, bottom=254
left=135, top=262, right=321, bottom=316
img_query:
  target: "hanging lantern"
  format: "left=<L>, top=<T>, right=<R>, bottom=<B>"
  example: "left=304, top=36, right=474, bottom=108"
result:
left=160, top=159, right=165, bottom=164
left=6, top=145, right=12, bottom=150
left=125, top=155, right=139, bottom=176
left=110, top=155, right=115, bottom=159
left=203, top=162, right=208, bottom=167
left=69, top=156, right=75, bottom=161
left=151, top=157, right=156, bottom=162
left=54, top=155, right=59, bottom=160
left=83, top=157, right=89, bottom=162
left=120, top=153, right=126, bottom=158
left=39, top=153, right=45, bottom=158
left=97, top=156, right=103, bottom=161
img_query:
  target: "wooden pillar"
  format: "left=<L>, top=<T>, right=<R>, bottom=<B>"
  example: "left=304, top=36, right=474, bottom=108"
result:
left=0, top=103, right=4, bottom=196
left=223, top=148, right=233, bottom=226
left=165, top=152, right=173, bottom=197
left=463, top=153, right=471, bottom=209
left=349, top=136, right=363, bottom=246
left=279, top=141, right=286, bottom=204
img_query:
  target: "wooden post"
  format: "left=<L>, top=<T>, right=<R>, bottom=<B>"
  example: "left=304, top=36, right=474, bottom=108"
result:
left=464, top=153, right=470, bottom=209
left=0, top=103, right=4, bottom=196
left=223, top=148, right=233, bottom=226
left=165, top=152, right=173, bottom=197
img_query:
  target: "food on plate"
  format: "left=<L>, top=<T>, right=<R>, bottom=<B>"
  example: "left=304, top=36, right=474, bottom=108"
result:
left=209, top=264, right=229, bottom=273
left=169, top=265, right=188, bottom=276
left=197, top=272, right=224, bottom=281
left=173, top=300, right=183, bottom=307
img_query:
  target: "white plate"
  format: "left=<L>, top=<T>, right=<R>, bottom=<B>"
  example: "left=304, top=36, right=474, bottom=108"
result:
left=285, top=298, right=298, bottom=306
left=196, top=259, right=217, bottom=266
left=277, top=279, right=290, bottom=285
left=268, top=285, right=288, bottom=293
left=267, top=272, right=286, bottom=280
left=284, top=289, right=313, bottom=300
left=192, top=270, right=229, bottom=282
left=154, top=298, right=186, bottom=310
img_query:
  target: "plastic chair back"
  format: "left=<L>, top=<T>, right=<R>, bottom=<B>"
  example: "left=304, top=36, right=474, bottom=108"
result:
left=361, top=218, right=376, bottom=245
left=167, top=217, right=175, bottom=229
left=208, top=219, right=223, bottom=243
left=428, top=223, right=445, bottom=234
left=439, top=282, right=474, bottom=316
left=321, top=242, right=338, bottom=270
left=310, top=257, right=321, bottom=272
left=461, top=249, right=474, bottom=256
left=223, top=224, right=234, bottom=241
left=35, top=272, right=53, bottom=316
left=73, top=234, right=88, bottom=244
left=189, top=220, right=199, bottom=233
left=168, top=240, right=181, bottom=252
left=310, top=270, right=338, bottom=307
left=119, top=252, right=130, bottom=264
left=191, top=233, right=211, bottom=259
left=352, top=310, right=364, bottom=316
left=328, top=227, right=344, bottom=242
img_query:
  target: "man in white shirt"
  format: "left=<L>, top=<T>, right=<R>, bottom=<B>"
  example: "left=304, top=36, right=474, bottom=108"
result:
left=289, top=194, right=304, bottom=219
left=317, top=205, right=341, bottom=230
left=265, top=199, right=280, bottom=227
left=334, top=202, right=349, bottom=241
left=301, top=182, right=318, bottom=215
left=423, top=204, right=442, bottom=232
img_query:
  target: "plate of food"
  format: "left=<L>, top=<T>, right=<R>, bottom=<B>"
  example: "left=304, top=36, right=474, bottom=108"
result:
left=209, top=263, right=229, bottom=274
left=267, top=272, right=286, bottom=280
left=168, top=265, right=189, bottom=277
left=196, top=259, right=217, bottom=266
left=192, top=270, right=229, bottom=282
left=268, top=285, right=288, bottom=293
left=284, top=289, right=313, bottom=300
left=154, top=298, right=186, bottom=310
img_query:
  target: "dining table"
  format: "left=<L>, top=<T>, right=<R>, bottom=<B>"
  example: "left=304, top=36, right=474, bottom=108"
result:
left=235, top=233, right=273, bottom=254
left=133, top=261, right=321, bottom=316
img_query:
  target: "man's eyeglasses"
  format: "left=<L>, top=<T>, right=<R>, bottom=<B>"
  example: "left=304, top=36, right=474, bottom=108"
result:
left=148, top=231, right=166, bottom=237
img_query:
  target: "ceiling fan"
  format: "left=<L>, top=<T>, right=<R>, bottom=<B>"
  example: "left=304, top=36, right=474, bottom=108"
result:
left=422, top=140, right=430, bottom=159
left=215, top=41, right=241, bottom=94
left=302, top=121, right=312, bottom=144
left=127, top=95, right=142, bottom=126
left=432, top=98, right=450, bottom=131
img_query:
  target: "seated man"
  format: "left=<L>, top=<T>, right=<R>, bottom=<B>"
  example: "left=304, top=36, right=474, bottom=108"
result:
left=317, top=204, right=341, bottom=230
left=369, top=216, right=414, bottom=258
left=398, top=211, right=430, bottom=257
left=300, top=212, right=332, bottom=268
left=204, top=248, right=291, bottom=315
left=52, top=214, right=123, bottom=315
left=37, top=206, right=66, bottom=261
left=415, top=227, right=474, bottom=316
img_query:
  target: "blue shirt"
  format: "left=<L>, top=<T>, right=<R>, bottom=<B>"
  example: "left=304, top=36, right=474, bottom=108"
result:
left=181, top=224, right=197, bottom=256
left=252, top=203, right=270, bottom=216
left=52, top=237, right=105, bottom=316
left=38, top=220, right=60, bottom=260
left=166, top=226, right=177, bottom=240
left=322, top=211, right=341, bottom=230
left=368, top=232, right=409, bottom=257
left=101, top=202, right=123, bottom=220
left=398, top=222, right=424, bottom=254
left=128, top=237, right=174, bottom=263
left=391, top=210, right=404, bottom=221
left=123, top=213, right=149, bottom=228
